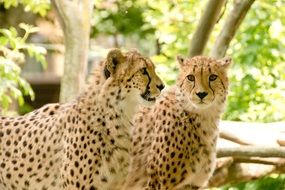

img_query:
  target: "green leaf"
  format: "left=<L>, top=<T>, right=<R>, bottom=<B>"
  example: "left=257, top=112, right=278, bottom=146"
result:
left=0, top=23, right=45, bottom=114
left=0, top=36, right=8, bottom=45
left=0, top=94, right=12, bottom=111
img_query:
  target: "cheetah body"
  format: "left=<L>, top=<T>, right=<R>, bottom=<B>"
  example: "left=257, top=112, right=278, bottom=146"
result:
left=124, top=56, right=231, bottom=190
left=0, top=49, right=164, bottom=190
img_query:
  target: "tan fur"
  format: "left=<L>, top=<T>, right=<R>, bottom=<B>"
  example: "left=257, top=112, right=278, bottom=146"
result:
left=124, top=56, right=231, bottom=190
left=0, top=49, right=164, bottom=190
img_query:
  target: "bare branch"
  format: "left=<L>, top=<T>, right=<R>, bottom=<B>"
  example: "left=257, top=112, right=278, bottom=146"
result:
left=234, top=157, right=285, bottom=165
left=210, top=0, right=256, bottom=58
left=209, top=160, right=285, bottom=187
left=211, top=121, right=285, bottom=186
left=278, top=139, right=285, bottom=146
left=219, top=131, right=251, bottom=145
left=209, top=156, right=285, bottom=187
left=216, top=0, right=229, bottom=24
left=189, top=0, right=227, bottom=57
left=217, top=146, right=285, bottom=158
left=219, top=121, right=285, bottom=146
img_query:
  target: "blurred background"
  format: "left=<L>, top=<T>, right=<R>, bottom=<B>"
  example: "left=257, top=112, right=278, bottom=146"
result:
left=1, top=0, right=285, bottom=189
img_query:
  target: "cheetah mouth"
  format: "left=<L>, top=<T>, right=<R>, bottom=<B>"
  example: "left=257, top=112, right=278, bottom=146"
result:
left=194, top=100, right=212, bottom=109
left=197, top=101, right=209, bottom=106
left=141, top=91, right=156, bottom=102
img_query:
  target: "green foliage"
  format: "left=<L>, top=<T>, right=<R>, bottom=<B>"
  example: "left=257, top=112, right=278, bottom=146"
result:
left=92, top=0, right=203, bottom=83
left=0, top=0, right=50, bottom=16
left=224, top=0, right=285, bottom=122
left=0, top=0, right=49, bottom=114
left=93, top=0, right=285, bottom=122
left=0, top=23, right=47, bottom=114
left=92, top=0, right=154, bottom=38
left=139, top=0, right=203, bottom=85
left=140, top=0, right=285, bottom=122
left=214, top=174, right=285, bottom=190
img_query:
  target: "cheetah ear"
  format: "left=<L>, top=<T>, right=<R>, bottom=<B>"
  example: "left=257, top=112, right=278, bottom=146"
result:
left=219, top=57, right=232, bottom=69
left=177, top=55, right=186, bottom=67
left=104, top=48, right=125, bottom=78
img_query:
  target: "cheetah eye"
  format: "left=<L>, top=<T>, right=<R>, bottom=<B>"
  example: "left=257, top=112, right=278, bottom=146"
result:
left=209, top=74, right=218, bottom=81
left=141, top=67, right=148, bottom=75
left=187, top=74, right=195, bottom=82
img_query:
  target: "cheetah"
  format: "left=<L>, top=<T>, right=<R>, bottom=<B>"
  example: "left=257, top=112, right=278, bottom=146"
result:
left=0, top=48, right=164, bottom=190
left=124, top=56, right=231, bottom=190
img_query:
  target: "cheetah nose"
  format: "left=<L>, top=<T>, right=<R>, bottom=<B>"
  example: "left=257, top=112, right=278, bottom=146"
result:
left=196, top=92, right=208, bottom=99
left=157, top=84, right=165, bottom=91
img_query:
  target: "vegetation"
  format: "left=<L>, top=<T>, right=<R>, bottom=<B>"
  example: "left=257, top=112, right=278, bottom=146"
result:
left=216, top=174, right=285, bottom=190
left=225, top=1, right=285, bottom=122
left=0, top=24, right=47, bottom=114
left=93, top=0, right=285, bottom=122
left=0, top=0, right=48, bottom=114
left=0, top=0, right=49, bottom=16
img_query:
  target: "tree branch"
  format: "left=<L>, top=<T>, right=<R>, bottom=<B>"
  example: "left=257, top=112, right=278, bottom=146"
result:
left=211, top=121, right=285, bottom=186
left=278, top=138, right=285, bottom=146
left=217, top=146, right=285, bottom=158
left=234, top=157, right=285, bottom=165
left=188, top=0, right=227, bottom=57
left=209, top=159, right=285, bottom=187
left=210, top=0, right=256, bottom=58
left=219, top=131, right=251, bottom=145
left=219, top=121, right=285, bottom=146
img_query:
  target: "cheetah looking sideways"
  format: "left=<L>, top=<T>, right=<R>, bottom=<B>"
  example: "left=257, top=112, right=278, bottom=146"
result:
left=0, top=49, right=164, bottom=190
left=124, top=56, right=231, bottom=190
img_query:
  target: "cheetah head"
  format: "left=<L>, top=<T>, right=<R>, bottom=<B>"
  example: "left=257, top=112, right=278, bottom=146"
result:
left=176, top=56, right=231, bottom=110
left=102, top=48, right=164, bottom=117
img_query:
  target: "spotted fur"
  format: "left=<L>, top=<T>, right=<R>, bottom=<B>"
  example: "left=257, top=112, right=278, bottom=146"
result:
left=0, top=49, right=164, bottom=190
left=124, top=56, right=231, bottom=190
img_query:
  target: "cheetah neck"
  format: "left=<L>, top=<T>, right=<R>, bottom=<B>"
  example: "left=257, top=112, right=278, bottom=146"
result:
left=79, top=79, right=135, bottom=148
left=68, top=62, right=106, bottom=108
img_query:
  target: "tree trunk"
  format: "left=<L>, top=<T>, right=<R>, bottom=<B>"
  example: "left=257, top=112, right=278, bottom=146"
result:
left=210, top=0, right=256, bottom=58
left=188, top=0, right=226, bottom=57
left=51, top=0, right=92, bottom=102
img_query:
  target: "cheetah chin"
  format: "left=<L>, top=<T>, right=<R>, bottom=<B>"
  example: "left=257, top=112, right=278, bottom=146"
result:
left=141, top=91, right=156, bottom=102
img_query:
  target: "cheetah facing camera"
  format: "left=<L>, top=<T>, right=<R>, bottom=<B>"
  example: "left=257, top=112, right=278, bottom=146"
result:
left=124, top=56, right=231, bottom=190
left=0, top=48, right=164, bottom=190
